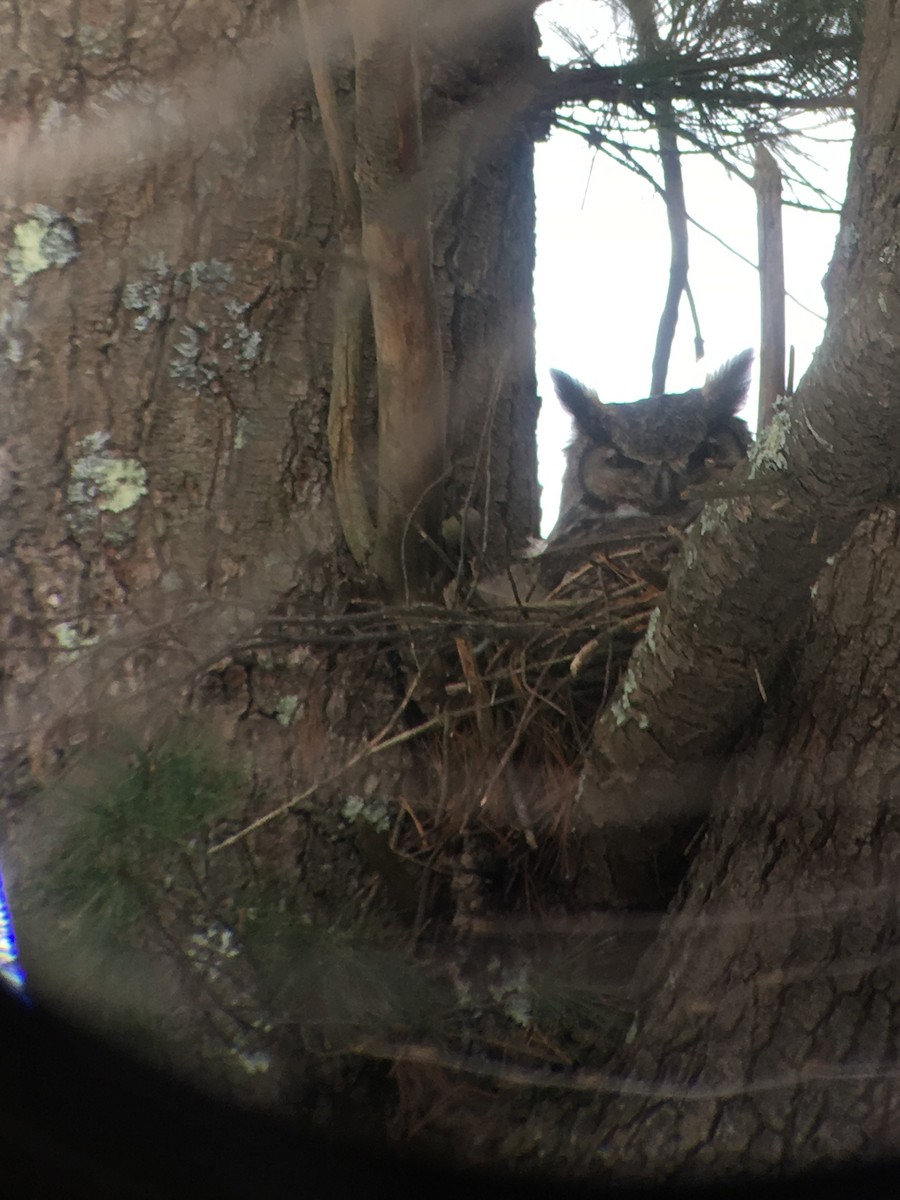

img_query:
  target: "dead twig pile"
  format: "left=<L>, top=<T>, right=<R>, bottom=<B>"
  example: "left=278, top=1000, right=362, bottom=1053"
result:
left=274, top=541, right=657, bottom=666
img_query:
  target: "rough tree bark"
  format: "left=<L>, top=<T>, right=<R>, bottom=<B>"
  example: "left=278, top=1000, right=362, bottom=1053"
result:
left=591, top=504, right=900, bottom=1177
left=0, top=0, right=540, bottom=1091
left=0, top=1, right=538, bottom=778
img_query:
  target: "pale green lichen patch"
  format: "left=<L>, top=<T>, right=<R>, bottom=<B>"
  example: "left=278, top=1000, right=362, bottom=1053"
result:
left=699, top=499, right=731, bottom=536
left=68, top=432, right=147, bottom=540
left=39, top=99, right=68, bottom=135
left=6, top=205, right=79, bottom=286
left=169, top=323, right=219, bottom=389
left=52, top=621, right=99, bottom=659
left=644, top=606, right=660, bottom=653
left=123, top=282, right=166, bottom=330
left=748, top=403, right=791, bottom=477
left=124, top=255, right=262, bottom=389
left=234, top=415, right=249, bottom=450
left=187, top=259, right=232, bottom=291
left=275, top=695, right=300, bottom=726
left=242, top=328, right=262, bottom=366
left=122, top=252, right=172, bottom=331
left=222, top=299, right=263, bottom=370
left=71, top=445, right=147, bottom=513
left=0, top=299, right=28, bottom=366
left=77, top=22, right=125, bottom=58
left=188, top=921, right=240, bottom=982
left=231, top=1046, right=271, bottom=1076
left=609, top=666, right=639, bottom=727
left=487, top=962, right=532, bottom=1028
left=95, top=459, right=147, bottom=512
left=341, top=794, right=391, bottom=834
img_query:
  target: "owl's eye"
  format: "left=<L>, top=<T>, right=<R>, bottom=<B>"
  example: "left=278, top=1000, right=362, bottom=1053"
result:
left=688, top=440, right=717, bottom=471
left=609, top=449, right=643, bottom=470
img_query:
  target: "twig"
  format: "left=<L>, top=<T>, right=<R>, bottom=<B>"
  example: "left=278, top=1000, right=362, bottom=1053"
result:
left=348, top=1037, right=900, bottom=1101
left=210, top=669, right=423, bottom=853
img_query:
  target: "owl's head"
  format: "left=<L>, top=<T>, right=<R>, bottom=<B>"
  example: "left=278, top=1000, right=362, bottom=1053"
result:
left=548, top=350, right=753, bottom=540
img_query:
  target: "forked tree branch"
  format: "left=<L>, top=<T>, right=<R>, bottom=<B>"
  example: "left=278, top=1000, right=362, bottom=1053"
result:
left=622, top=0, right=694, bottom=394
left=352, top=0, right=446, bottom=599
left=297, top=0, right=375, bottom=568
left=649, top=119, right=691, bottom=393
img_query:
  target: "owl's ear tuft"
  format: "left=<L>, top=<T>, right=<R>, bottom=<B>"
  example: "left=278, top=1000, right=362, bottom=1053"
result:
left=704, top=349, right=753, bottom=417
left=550, top=369, right=612, bottom=444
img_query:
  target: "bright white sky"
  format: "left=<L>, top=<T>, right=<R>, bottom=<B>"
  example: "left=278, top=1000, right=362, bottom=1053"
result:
left=533, top=0, right=852, bottom=532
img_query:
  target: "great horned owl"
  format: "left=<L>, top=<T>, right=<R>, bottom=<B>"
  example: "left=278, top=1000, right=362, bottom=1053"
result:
left=462, top=351, right=754, bottom=610
left=546, top=349, right=753, bottom=548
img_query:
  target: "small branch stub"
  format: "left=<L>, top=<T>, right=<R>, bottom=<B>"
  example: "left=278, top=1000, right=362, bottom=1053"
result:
left=755, top=144, right=786, bottom=430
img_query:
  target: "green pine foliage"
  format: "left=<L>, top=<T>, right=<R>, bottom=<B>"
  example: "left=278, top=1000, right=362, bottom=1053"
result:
left=557, top=0, right=862, bottom=202
left=662, top=0, right=862, bottom=122
left=40, top=729, right=245, bottom=942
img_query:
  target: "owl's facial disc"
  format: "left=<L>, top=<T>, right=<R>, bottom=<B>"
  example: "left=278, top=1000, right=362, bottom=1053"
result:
left=579, top=444, right=685, bottom=516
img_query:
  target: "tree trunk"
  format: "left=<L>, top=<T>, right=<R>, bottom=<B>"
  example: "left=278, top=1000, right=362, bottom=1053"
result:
left=0, top=1, right=538, bottom=783
left=0, top=0, right=540, bottom=1103
left=581, top=502, right=900, bottom=1178
left=456, top=503, right=900, bottom=1177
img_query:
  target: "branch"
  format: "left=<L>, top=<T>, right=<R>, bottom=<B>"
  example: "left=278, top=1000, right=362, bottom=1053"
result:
left=755, top=144, right=786, bottom=429
left=296, top=0, right=359, bottom=226
left=297, top=0, right=375, bottom=567
left=351, top=0, right=446, bottom=599
left=579, top=363, right=898, bottom=826
left=541, top=59, right=854, bottom=119
left=622, top=1, right=692, bottom=394
left=649, top=123, right=690, bottom=395
left=551, top=116, right=827, bottom=324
